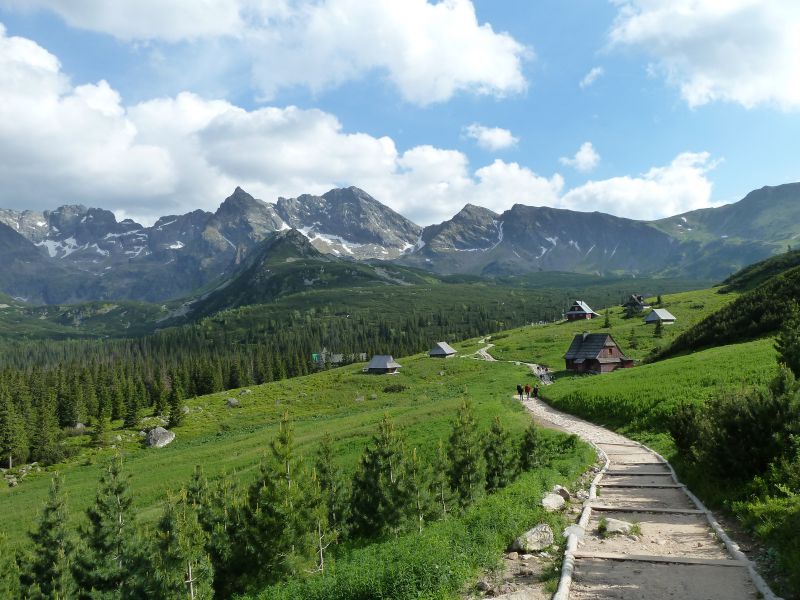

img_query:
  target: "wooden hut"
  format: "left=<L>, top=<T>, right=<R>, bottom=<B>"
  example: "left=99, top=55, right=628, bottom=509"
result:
left=428, top=342, right=457, bottom=358
left=565, top=300, right=599, bottom=320
left=644, top=309, right=676, bottom=325
left=365, top=355, right=402, bottom=374
left=564, top=332, right=633, bottom=373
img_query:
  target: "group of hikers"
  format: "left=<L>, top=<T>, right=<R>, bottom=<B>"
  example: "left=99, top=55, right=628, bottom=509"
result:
left=516, top=382, right=539, bottom=400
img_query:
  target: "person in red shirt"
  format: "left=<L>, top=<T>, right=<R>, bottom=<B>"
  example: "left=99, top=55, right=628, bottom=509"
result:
left=524, top=383, right=531, bottom=400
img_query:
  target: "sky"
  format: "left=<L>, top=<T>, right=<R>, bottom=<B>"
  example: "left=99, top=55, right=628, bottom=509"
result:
left=0, top=0, right=799, bottom=226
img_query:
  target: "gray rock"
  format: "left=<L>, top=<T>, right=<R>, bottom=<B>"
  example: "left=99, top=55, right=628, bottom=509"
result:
left=181, top=405, right=190, bottom=414
left=601, top=518, right=634, bottom=536
left=506, top=551, right=519, bottom=560
left=138, top=430, right=146, bottom=437
left=7, top=476, right=17, bottom=487
left=552, top=484, right=571, bottom=501
left=226, top=398, right=240, bottom=408
left=239, top=389, right=252, bottom=395
left=146, top=426, right=175, bottom=448
left=541, top=492, right=566, bottom=512
left=74, top=422, right=87, bottom=431
left=510, top=523, right=554, bottom=552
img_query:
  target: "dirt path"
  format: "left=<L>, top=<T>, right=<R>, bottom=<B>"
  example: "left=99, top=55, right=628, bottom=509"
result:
left=520, top=396, right=780, bottom=600
left=472, top=345, right=780, bottom=599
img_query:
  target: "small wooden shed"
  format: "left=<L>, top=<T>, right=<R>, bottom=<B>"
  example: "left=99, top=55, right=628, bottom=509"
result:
left=365, top=355, right=402, bottom=374
left=428, top=342, right=457, bottom=358
left=644, top=309, right=676, bottom=325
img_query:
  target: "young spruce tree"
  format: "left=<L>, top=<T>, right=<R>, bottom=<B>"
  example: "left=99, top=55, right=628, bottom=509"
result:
left=23, top=472, right=76, bottom=599
left=430, top=439, right=453, bottom=519
left=152, top=491, right=214, bottom=600
left=350, top=414, right=410, bottom=537
left=0, top=532, right=21, bottom=600
left=0, top=386, right=28, bottom=469
left=446, top=400, right=485, bottom=509
left=245, top=413, right=314, bottom=583
left=484, top=416, right=516, bottom=492
left=73, top=453, right=137, bottom=599
left=167, top=377, right=184, bottom=429
left=315, top=433, right=348, bottom=536
left=406, top=447, right=434, bottom=533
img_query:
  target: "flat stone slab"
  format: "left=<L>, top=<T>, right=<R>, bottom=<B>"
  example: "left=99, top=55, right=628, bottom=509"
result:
left=571, top=558, right=760, bottom=600
left=601, top=474, right=677, bottom=486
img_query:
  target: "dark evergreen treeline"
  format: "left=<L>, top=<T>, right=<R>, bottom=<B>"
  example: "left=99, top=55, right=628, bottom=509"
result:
left=1, top=406, right=577, bottom=599
left=655, top=264, right=800, bottom=360
left=0, top=299, right=536, bottom=469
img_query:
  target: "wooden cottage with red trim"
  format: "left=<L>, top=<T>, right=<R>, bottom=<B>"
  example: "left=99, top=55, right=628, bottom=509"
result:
left=565, top=300, right=599, bottom=320
left=564, top=332, right=634, bottom=374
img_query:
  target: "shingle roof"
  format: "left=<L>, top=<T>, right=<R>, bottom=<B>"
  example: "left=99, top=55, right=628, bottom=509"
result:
left=645, top=308, right=676, bottom=322
left=367, top=355, right=402, bottom=370
left=429, top=341, right=457, bottom=356
left=564, top=333, right=628, bottom=361
left=566, top=300, right=599, bottom=316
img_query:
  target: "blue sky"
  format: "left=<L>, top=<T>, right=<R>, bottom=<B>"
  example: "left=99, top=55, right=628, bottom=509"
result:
left=0, top=0, right=798, bottom=225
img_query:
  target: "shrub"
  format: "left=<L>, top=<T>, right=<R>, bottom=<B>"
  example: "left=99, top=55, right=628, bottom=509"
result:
left=382, top=384, right=408, bottom=393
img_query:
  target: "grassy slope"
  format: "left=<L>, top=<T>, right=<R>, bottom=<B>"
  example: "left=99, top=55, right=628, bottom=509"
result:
left=1, top=342, right=536, bottom=546
left=488, top=287, right=736, bottom=368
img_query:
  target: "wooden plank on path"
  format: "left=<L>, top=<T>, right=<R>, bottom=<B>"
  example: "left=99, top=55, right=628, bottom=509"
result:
left=572, top=551, right=746, bottom=568
left=597, top=482, right=684, bottom=489
left=589, top=504, right=706, bottom=515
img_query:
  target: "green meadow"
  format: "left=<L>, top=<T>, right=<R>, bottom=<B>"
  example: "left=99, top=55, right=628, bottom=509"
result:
left=1, top=347, right=538, bottom=546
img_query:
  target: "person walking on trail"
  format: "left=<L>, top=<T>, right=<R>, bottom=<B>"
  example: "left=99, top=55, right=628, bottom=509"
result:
left=524, top=383, right=531, bottom=400
left=533, top=384, right=539, bottom=399
left=516, top=384, right=523, bottom=400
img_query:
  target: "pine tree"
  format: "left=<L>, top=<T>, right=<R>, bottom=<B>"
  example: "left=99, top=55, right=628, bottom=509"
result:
left=245, top=414, right=314, bottom=582
left=23, top=472, right=76, bottom=599
left=187, top=468, right=241, bottom=597
left=308, top=470, right=333, bottom=573
left=484, top=416, right=515, bottom=492
left=0, top=533, right=21, bottom=600
left=92, top=400, right=110, bottom=449
left=431, top=440, right=453, bottom=519
left=406, top=447, right=433, bottom=533
left=30, top=390, right=63, bottom=465
left=654, top=319, right=664, bottom=338
left=73, top=453, right=137, bottom=599
left=123, top=395, right=138, bottom=430
left=520, top=421, right=539, bottom=471
left=776, top=300, right=800, bottom=378
left=350, top=415, right=409, bottom=537
left=0, top=387, right=28, bottom=469
left=315, top=433, right=348, bottom=535
left=603, top=309, right=611, bottom=328
left=152, top=492, right=214, bottom=600
left=167, top=379, right=184, bottom=429
left=446, top=400, right=485, bottom=509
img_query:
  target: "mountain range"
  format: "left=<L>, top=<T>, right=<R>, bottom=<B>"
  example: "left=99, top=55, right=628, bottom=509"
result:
left=0, top=182, right=798, bottom=305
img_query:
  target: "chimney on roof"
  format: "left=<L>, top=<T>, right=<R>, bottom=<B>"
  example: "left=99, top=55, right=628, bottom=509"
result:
left=582, top=331, right=589, bottom=341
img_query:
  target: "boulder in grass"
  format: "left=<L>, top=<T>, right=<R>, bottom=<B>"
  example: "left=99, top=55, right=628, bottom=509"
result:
left=226, top=398, right=240, bottom=408
left=146, top=427, right=175, bottom=448
left=541, top=492, right=566, bottom=512
left=239, top=389, right=252, bottom=395
left=510, top=523, right=554, bottom=552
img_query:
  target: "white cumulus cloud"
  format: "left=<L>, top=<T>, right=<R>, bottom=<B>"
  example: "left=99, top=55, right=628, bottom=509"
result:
left=579, top=66, right=604, bottom=89
left=561, top=152, right=718, bottom=220
left=0, top=25, right=719, bottom=225
left=2, top=0, right=530, bottom=106
left=559, top=142, right=601, bottom=172
left=463, top=123, right=519, bottom=151
left=610, top=0, right=800, bottom=110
